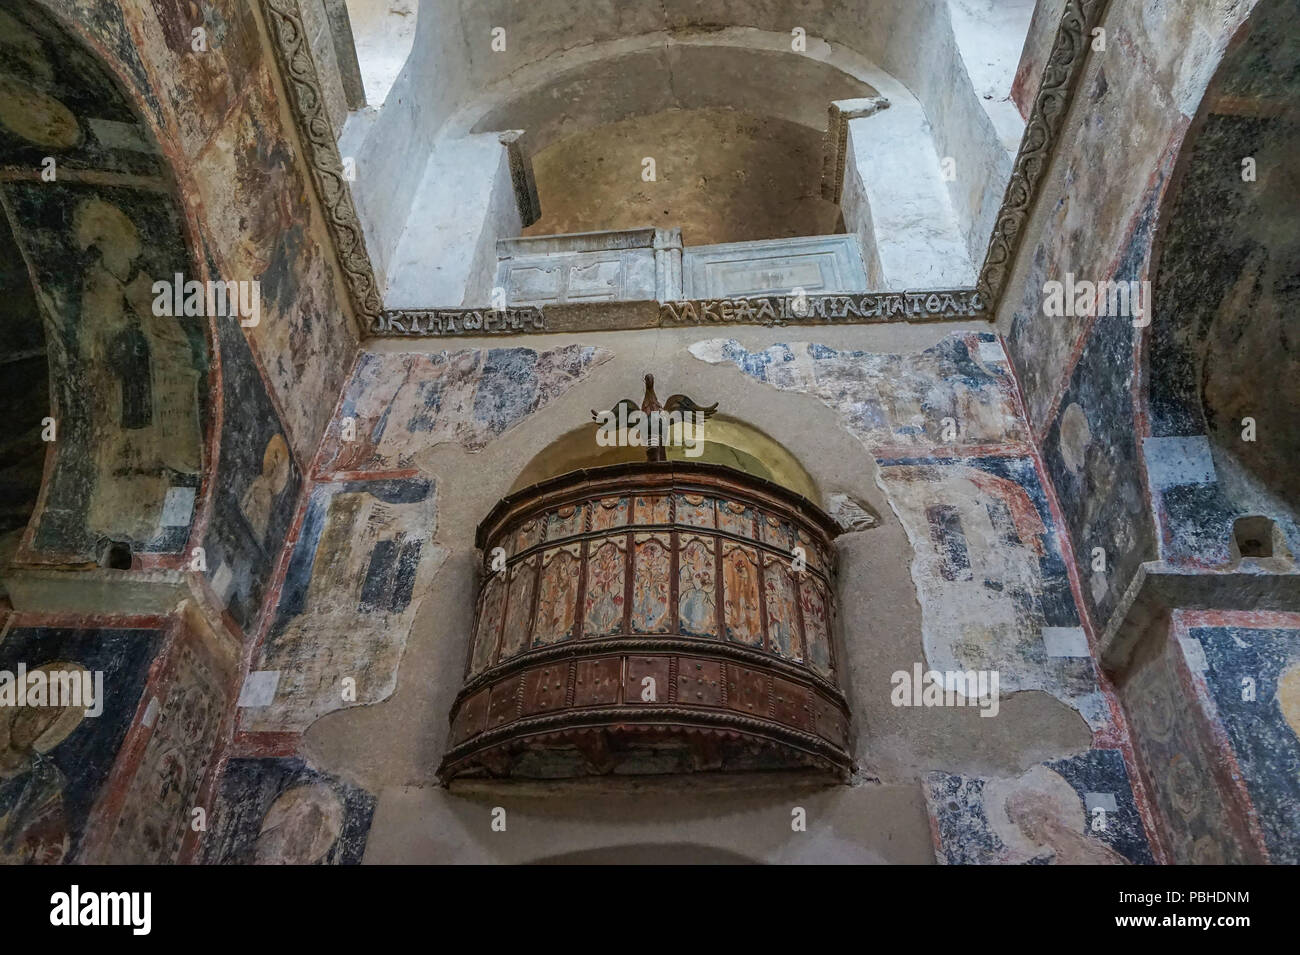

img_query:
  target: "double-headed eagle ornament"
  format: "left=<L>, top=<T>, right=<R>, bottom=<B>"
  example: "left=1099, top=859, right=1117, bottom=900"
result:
left=592, top=374, right=718, bottom=461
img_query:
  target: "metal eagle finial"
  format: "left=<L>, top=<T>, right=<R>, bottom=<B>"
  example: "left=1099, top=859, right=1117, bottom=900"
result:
left=592, top=373, right=718, bottom=461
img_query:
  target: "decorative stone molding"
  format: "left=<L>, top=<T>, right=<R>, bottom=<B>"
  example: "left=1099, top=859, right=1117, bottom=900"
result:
left=821, top=96, right=891, bottom=204
left=371, top=288, right=985, bottom=337
left=498, top=130, right=541, bottom=227
left=977, top=0, right=1110, bottom=308
left=261, top=0, right=384, bottom=331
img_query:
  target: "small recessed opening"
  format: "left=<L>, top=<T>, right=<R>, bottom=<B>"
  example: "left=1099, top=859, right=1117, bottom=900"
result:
left=100, top=539, right=133, bottom=570
left=1233, top=515, right=1276, bottom=559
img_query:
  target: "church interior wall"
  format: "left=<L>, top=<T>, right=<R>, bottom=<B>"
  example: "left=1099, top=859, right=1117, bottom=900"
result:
left=0, top=0, right=1296, bottom=869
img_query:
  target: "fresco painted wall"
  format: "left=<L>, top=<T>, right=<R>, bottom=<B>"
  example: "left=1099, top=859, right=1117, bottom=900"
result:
left=0, top=202, right=47, bottom=580
left=41, top=0, right=359, bottom=461
left=692, top=333, right=1157, bottom=863
left=999, top=0, right=1267, bottom=631
left=237, top=344, right=613, bottom=740
left=1117, top=611, right=1300, bottom=864
left=0, top=0, right=207, bottom=561
left=318, top=344, right=614, bottom=470
left=925, top=749, right=1153, bottom=864
left=1187, top=618, right=1300, bottom=863
left=203, top=756, right=375, bottom=864
left=240, top=476, right=444, bottom=734
left=97, top=606, right=238, bottom=863
left=0, top=620, right=162, bottom=863
left=203, top=314, right=303, bottom=634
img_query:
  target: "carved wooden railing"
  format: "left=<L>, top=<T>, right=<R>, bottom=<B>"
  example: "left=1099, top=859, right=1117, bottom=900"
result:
left=438, top=462, right=852, bottom=782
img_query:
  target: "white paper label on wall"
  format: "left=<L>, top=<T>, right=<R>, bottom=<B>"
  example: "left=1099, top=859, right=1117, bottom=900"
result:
left=1179, top=635, right=1210, bottom=673
left=161, top=486, right=196, bottom=527
left=1042, top=626, right=1090, bottom=658
left=238, top=670, right=281, bottom=707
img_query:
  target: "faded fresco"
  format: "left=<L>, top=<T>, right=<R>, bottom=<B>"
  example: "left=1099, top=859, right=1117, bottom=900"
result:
left=240, top=477, right=445, bottom=733
left=1119, top=626, right=1262, bottom=864
left=880, top=454, right=1107, bottom=728
left=203, top=757, right=375, bottom=865
left=101, top=610, right=236, bottom=863
left=1171, top=623, right=1300, bottom=864
left=0, top=1, right=165, bottom=177
left=0, top=624, right=161, bottom=863
left=0, top=204, right=46, bottom=580
left=693, top=334, right=1153, bottom=857
left=925, top=749, right=1153, bottom=864
left=319, top=344, right=614, bottom=470
left=4, top=183, right=207, bottom=557
left=693, top=336, right=1106, bottom=725
left=1040, top=308, right=1154, bottom=629
left=689, top=334, right=1025, bottom=452
left=203, top=314, right=302, bottom=634
left=0, top=2, right=208, bottom=559
left=36, top=0, right=359, bottom=462
left=189, top=53, right=357, bottom=457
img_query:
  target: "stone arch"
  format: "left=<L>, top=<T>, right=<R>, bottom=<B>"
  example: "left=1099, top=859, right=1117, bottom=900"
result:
left=0, top=0, right=213, bottom=576
left=354, top=1, right=1025, bottom=303
left=509, top=413, right=822, bottom=503
left=1142, top=0, right=1300, bottom=569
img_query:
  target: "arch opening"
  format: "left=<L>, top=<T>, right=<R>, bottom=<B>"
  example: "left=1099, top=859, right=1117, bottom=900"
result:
left=0, top=0, right=211, bottom=576
left=1146, top=0, right=1300, bottom=569
left=510, top=414, right=821, bottom=504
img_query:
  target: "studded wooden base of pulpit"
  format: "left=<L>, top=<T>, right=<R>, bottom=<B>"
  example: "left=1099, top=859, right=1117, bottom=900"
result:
left=438, top=462, right=853, bottom=782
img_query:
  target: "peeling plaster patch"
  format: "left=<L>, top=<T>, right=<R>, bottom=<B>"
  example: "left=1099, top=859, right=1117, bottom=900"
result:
left=1178, top=635, right=1209, bottom=673
left=1143, top=434, right=1217, bottom=488
left=242, top=477, right=446, bottom=733
left=86, top=116, right=154, bottom=153
left=878, top=456, right=1108, bottom=730
left=978, top=339, right=1008, bottom=365
left=142, top=695, right=160, bottom=729
left=1085, top=791, right=1118, bottom=814
left=925, top=750, right=1153, bottom=864
left=689, top=334, right=1025, bottom=450
left=321, top=344, right=613, bottom=471
left=161, top=486, right=197, bottom=527
left=1089, top=569, right=1108, bottom=607
left=211, top=561, right=235, bottom=603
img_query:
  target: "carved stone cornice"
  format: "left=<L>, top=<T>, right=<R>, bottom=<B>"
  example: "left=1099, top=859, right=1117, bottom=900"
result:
left=977, top=0, right=1111, bottom=308
left=260, top=0, right=383, bottom=331
left=372, top=289, right=986, bottom=337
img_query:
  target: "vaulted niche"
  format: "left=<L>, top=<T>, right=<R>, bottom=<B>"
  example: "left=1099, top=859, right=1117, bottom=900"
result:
left=0, top=0, right=209, bottom=576
left=439, top=460, right=849, bottom=783
left=0, top=200, right=47, bottom=595
left=1147, top=0, right=1300, bottom=567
